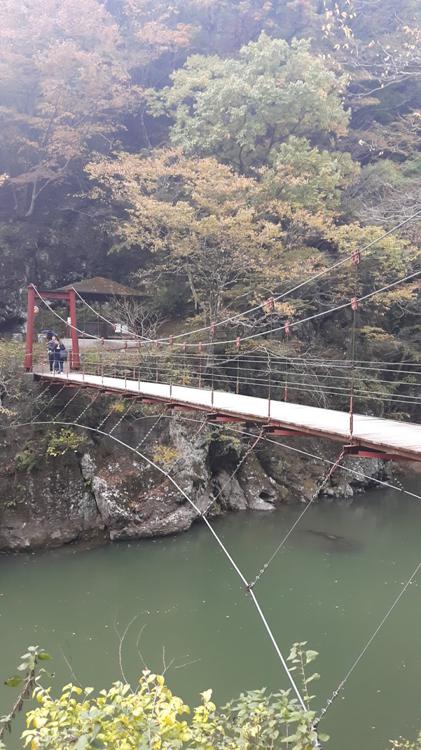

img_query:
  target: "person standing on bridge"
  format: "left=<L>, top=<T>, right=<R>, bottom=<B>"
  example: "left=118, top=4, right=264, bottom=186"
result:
left=47, top=337, right=55, bottom=372
left=44, top=330, right=58, bottom=372
left=52, top=336, right=67, bottom=374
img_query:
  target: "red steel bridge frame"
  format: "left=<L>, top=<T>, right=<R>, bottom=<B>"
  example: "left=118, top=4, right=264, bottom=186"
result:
left=24, top=284, right=80, bottom=371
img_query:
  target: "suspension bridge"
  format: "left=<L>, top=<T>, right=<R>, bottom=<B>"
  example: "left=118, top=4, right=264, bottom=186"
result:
left=25, top=256, right=421, bottom=463
left=10, top=212, right=421, bottom=744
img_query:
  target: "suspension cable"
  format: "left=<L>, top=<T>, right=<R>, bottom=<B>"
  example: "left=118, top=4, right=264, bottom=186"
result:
left=134, top=407, right=168, bottom=451
left=11, top=382, right=52, bottom=426
left=97, top=403, right=120, bottom=431
left=143, top=414, right=421, bottom=505
left=19, top=417, right=308, bottom=715
left=348, top=248, right=360, bottom=439
left=30, top=384, right=66, bottom=423
left=32, top=286, right=98, bottom=340
left=247, top=447, right=346, bottom=591
left=32, top=265, right=421, bottom=353
left=108, top=401, right=135, bottom=436
left=53, top=388, right=82, bottom=422
left=74, top=392, right=100, bottom=424
left=315, top=558, right=421, bottom=728
left=71, top=287, right=154, bottom=343
left=3, top=407, right=421, bottom=741
left=71, top=209, right=421, bottom=345
left=179, top=268, right=421, bottom=349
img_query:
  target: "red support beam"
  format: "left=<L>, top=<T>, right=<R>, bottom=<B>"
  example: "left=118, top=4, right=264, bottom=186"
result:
left=264, top=427, right=306, bottom=437
left=68, top=288, right=80, bottom=370
left=27, top=286, right=82, bottom=370
left=264, top=423, right=306, bottom=437
left=343, top=445, right=421, bottom=462
left=24, top=285, right=36, bottom=371
left=207, top=414, right=247, bottom=424
left=32, top=291, right=72, bottom=301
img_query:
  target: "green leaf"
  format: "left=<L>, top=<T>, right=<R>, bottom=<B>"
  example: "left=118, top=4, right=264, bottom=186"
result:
left=38, top=652, right=51, bottom=661
left=4, top=676, right=23, bottom=688
left=305, top=673, right=320, bottom=684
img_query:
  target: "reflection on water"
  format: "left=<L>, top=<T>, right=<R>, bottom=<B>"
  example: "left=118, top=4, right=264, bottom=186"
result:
left=2, top=477, right=421, bottom=749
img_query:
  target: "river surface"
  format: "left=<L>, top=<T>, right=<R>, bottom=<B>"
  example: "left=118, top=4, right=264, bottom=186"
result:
left=2, top=479, right=421, bottom=749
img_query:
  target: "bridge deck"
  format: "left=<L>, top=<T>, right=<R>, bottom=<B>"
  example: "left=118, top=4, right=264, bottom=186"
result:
left=35, top=370, right=421, bottom=462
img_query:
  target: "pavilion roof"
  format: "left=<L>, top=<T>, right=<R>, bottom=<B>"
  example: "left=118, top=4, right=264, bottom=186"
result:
left=54, top=276, right=142, bottom=299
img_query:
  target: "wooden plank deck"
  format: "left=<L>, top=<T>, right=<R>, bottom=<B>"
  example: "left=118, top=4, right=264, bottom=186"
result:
left=34, top=370, right=421, bottom=462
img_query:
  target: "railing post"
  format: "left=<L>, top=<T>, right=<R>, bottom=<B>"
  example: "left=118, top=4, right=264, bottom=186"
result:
left=198, top=342, right=203, bottom=389
left=24, top=285, right=36, bottom=371
left=235, top=338, right=241, bottom=395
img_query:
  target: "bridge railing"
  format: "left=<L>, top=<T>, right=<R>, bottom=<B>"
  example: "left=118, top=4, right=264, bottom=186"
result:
left=32, top=346, right=421, bottom=421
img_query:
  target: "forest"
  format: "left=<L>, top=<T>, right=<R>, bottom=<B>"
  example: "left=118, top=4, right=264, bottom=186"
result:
left=0, top=0, right=420, bottom=418
left=1, top=2, right=421, bottom=749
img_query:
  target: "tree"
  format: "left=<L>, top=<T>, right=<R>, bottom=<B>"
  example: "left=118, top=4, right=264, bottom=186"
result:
left=86, top=149, right=283, bottom=322
left=0, top=0, right=195, bottom=217
left=262, top=136, right=358, bottom=211
left=109, top=297, right=164, bottom=339
left=164, top=34, right=349, bottom=172
left=321, top=0, right=421, bottom=97
left=0, top=0, right=138, bottom=216
left=320, top=0, right=421, bottom=161
left=346, top=156, right=421, bottom=244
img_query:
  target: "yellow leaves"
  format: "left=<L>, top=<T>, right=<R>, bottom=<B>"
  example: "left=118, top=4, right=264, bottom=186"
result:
left=201, top=689, right=213, bottom=704
left=275, top=301, right=296, bottom=317
left=22, top=668, right=321, bottom=749
left=31, top=716, right=47, bottom=730
left=46, top=429, right=84, bottom=457
left=111, top=400, right=126, bottom=414
left=86, top=148, right=275, bottom=269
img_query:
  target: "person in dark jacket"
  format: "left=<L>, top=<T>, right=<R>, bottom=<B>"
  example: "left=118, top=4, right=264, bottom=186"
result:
left=44, top=330, right=58, bottom=372
left=47, top=338, right=55, bottom=372
left=52, top=336, right=66, bottom=373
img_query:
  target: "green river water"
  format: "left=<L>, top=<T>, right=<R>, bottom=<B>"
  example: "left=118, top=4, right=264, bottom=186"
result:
left=2, top=479, right=421, bottom=749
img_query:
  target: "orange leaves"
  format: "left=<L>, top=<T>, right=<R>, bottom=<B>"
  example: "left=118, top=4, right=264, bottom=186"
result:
left=139, top=21, right=194, bottom=55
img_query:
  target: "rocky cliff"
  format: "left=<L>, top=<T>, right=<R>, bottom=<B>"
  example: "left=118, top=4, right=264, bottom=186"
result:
left=0, top=383, right=393, bottom=552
